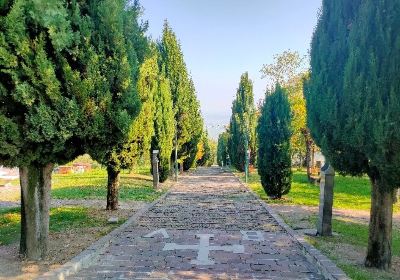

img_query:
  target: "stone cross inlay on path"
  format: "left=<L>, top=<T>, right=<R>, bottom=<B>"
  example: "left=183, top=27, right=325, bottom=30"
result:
left=163, top=233, right=244, bottom=265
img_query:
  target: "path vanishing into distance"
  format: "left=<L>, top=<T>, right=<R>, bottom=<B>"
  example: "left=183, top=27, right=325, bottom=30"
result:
left=66, top=167, right=324, bottom=279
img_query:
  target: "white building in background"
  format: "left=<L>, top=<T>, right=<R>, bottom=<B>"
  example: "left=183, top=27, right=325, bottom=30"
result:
left=0, top=166, right=19, bottom=179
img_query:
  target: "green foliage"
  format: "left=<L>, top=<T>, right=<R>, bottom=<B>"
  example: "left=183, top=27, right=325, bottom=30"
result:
left=217, top=131, right=229, bottom=166
left=85, top=0, right=146, bottom=171
left=0, top=0, right=143, bottom=168
left=257, top=85, right=292, bottom=198
left=208, top=139, right=217, bottom=166
left=196, top=131, right=212, bottom=167
left=261, top=51, right=312, bottom=163
left=0, top=0, right=82, bottom=167
left=228, top=72, right=257, bottom=171
left=151, top=72, right=175, bottom=182
left=159, top=22, right=203, bottom=170
left=305, top=0, right=365, bottom=177
left=307, top=0, right=400, bottom=268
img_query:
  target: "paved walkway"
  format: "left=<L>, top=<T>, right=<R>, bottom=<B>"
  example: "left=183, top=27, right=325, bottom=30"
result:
left=68, top=167, right=323, bottom=279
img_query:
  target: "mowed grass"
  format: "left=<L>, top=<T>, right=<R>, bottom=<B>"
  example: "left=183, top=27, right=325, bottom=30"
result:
left=51, top=168, right=161, bottom=201
left=0, top=167, right=163, bottom=202
left=242, top=169, right=400, bottom=212
left=0, top=206, right=119, bottom=246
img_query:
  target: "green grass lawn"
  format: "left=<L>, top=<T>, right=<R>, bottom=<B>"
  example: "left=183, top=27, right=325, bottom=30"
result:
left=51, top=169, right=162, bottom=201
left=242, top=169, right=400, bottom=212
left=0, top=167, right=163, bottom=202
left=0, top=206, right=122, bottom=246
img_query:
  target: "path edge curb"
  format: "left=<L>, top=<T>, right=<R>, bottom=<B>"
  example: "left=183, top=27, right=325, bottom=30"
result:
left=37, top=189, right=171, bottom=280
left=229, top=169, right=349, bottom=280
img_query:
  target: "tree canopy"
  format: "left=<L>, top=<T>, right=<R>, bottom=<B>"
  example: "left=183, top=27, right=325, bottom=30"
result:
left=228, top=72, right=257, bottom=171
left=158, top=21, right=203, bottom=171
left=257, top=84, right=292, bottom=198
left=306, top=0, right=400, bottom=269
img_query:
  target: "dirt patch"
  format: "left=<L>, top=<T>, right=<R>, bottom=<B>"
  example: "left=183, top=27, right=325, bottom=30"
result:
left=0, top=206, right=145, bottom=280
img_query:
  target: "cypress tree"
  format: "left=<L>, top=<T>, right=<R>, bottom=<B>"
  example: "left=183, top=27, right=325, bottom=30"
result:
left=306, top=0, right=400, bottom=268
left=257, top=84, right=292, bottom=198
left=79, top=0, right=144, bottom=211
left=158, top=21, right=203, bottom=171
left=151, top=72, right=175, bottom=182
left=0, top=0, right=138, bottom=258
left=229, top=72, right=257, bottom=171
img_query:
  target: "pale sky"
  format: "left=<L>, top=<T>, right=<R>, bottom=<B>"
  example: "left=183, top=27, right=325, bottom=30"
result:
left=141, top=0, right=322, bottom=139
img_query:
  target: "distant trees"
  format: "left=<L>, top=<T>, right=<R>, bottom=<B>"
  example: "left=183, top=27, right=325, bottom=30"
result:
left=257, top=85, right=292, bottom=198
left=159, top=22, right=203, bottom=171
left=217, top=132, right=230, bottom=166
left=228, top=73, right=257, bottom=171
left=306, top=0, right=400, bottom=269
left=196, top=131, right=215, bottom=167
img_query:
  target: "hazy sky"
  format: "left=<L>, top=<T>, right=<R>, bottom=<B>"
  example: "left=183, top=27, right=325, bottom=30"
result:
left=141, top=0, right=322, bottom=139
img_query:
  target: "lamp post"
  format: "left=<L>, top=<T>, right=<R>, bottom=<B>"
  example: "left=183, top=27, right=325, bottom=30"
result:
left=174, top=121, right=178, bottom=182
left=152, top=150, right=159, bottom=189
left=244, top=113, right=250, bottom=183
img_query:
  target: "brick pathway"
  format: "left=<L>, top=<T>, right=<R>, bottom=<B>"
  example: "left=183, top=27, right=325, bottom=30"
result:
left=68, top=167, right=323, bottom=279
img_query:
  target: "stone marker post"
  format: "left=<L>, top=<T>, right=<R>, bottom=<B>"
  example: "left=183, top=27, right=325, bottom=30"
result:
left=317, top=163, right=335, bottom=236
left=152, top=150, right=159, bottom=189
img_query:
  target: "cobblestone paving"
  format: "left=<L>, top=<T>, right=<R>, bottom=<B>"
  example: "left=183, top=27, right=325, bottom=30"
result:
left=68, top=167, right=323, bottom=280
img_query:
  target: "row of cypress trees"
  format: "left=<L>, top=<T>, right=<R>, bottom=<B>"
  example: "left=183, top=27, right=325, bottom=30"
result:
left=218, top=73, right=292, bottom=199
left=220, top=0, right=400, bottom=270
left=0, top=0, right=203, bottom=260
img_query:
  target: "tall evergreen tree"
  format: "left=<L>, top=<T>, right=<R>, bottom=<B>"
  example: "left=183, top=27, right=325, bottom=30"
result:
left=257, top=85, right=292, bottom=198
left=80, top=0, right=144, bottom=211
left=306, top=0, right=400, bottom=268
left=0, top=0, right=138, bottom=259
left=261, top=51, right=314, bottom=177
left=151, top=72, right=175, bottom=182
left=229, top=72, right=257, bottom=171
left=158, top=22, right=203, bottom=171
left=196, top=130, right=211, bottom=167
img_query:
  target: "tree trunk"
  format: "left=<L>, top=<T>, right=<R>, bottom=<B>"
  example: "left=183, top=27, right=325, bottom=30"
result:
left=19, top=163, right=53, bottom=260
left=365, top=176, right=395, bottom=269
left=311, top=144, right=315, bottom=169
left=301, top=128, right=313, bottom=182
left=305, top=140, right=312, bottom=181
left=106, top=167, right=120, bottom=210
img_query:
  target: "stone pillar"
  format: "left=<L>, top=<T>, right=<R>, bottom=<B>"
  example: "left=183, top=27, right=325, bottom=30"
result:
left=317, top=163, right=335, bottom=236
left=152, top=150, right=159, bottom=189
